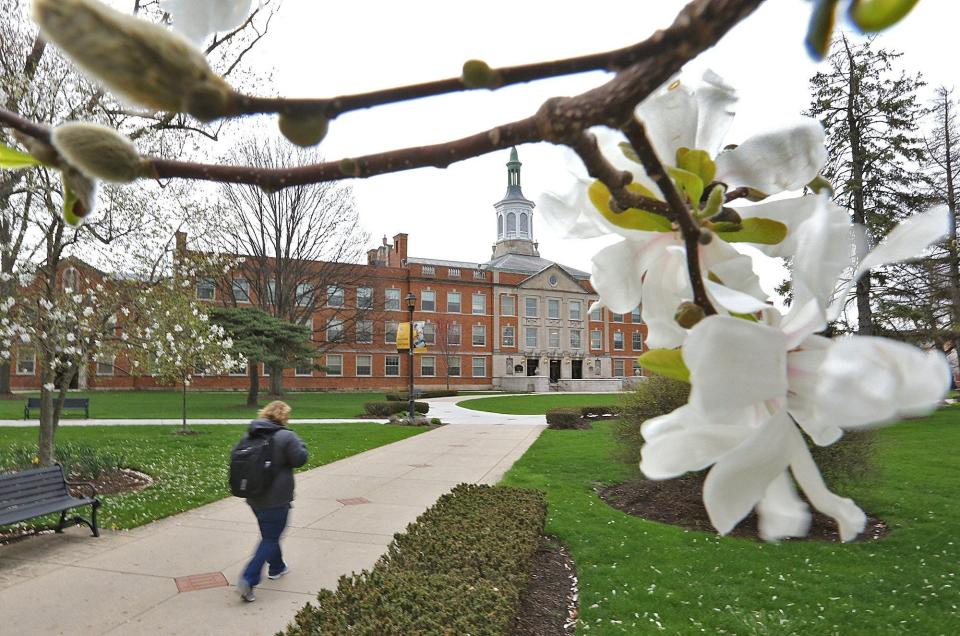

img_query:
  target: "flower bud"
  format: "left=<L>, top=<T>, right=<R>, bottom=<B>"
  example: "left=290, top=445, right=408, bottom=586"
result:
left=461, top=59, right=501, bottom=89
left=33, top=0, right=233, bottom=121
left=61, top=167, right=98, bottom=226
left=697, top=229, right=714, bottom=245
left=278, top=111, right=329, bottom=148
left=51, top=122, right=143, bottom=183
left=339, top=158, right=359, bottom=177
left=608, top=197, right=624, bottom=214
left=699, top=183, right=725, bottom=219
left=674, top=301, right=705, bottom=329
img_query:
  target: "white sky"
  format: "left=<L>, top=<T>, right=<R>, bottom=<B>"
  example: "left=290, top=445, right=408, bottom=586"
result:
left=247, top=0, right=954, bottom=299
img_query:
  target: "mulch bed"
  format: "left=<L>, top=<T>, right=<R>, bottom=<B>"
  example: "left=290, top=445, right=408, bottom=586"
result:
left=512, top=535, right=579, bottom=636
left=597, top=474, right=889, bottom=542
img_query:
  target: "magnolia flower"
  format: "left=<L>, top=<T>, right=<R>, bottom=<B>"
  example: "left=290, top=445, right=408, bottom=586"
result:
left=43, top=383, right=55, bottom=391
left=540, top=71, right=828, bottom=348
left=162, top=0, right=253, bottom=43
left=640, top=204, right=952, bottom=541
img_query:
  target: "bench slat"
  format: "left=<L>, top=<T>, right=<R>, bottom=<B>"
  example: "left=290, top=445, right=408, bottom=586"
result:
left=0, top=496, right=97, bottom=525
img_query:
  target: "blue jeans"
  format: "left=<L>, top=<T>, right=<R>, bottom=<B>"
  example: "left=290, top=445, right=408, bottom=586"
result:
left=241, top=504, right=290, bottom=587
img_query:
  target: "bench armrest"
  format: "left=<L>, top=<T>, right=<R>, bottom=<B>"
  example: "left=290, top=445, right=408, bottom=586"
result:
left=65, top=480, right=98, bottom=499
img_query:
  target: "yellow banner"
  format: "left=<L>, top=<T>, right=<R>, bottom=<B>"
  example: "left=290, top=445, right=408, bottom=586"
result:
left=397, top=322, right=427, bottom=353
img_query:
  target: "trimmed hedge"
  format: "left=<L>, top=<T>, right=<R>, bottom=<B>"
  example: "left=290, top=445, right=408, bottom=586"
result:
left=280, top=484, right=547, bottom=635
left=546, top=407, right=582, bottom=429
left=363, top=401, right=429, bottom=416
left=385, top=389, right=458, bottom=401
left=580, top=405, right=620, bottom=418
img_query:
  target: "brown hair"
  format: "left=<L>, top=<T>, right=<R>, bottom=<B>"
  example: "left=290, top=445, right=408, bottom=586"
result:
left=258, top=400, right=291, bottom=426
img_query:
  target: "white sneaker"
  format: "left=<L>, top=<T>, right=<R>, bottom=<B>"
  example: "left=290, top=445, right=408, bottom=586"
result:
left=268, top=566, right=290, bottom=580
left=237, top=579, right=256, bottom=602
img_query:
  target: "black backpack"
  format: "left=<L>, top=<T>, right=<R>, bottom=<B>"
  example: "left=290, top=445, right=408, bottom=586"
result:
left=229, top=430, right=278, bottom=498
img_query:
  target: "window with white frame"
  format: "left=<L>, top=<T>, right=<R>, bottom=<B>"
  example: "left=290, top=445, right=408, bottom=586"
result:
left=295, top=359, right=313, bottom=376
left=448, top=267, right=461, bottom=277
left=420, top=356, right=436, bottom=376
left=631, top=306, right=642, bottom=322
left=447, top=323, right=461, bottom=345
left=297, top=283, right=315, bottom=307
left=356, top=320, right=374, bottom=343
left=385, top=288, right=401, bottom=311
left=385, top=321, right=398, bottom=344
left=525, top=326, right=537, bottom=348
left=196, top=277, right=215, bottom=300
left=569, top=300, right=582, bottom=321
left=421, top=265, right=435, bottom=276
left=96, top=354, right=115, bottom=376
left=232, top=278, right=250, bottom=303
left=421, top=290, right=436, bottom=311
left=614, top=359, right=626, bottom=377
left=356, top=355, right=372, bottom=376
left=501, top=295, right=516, bottom=316
left=471, top=356, right=486, bottom=378
left=472, top=293, right=486, bottom=315
left=589, top=303, right=602, bottom=321
left=326, top=284, right=343, bottom=307
left=612, top=312, right=624, bottom=322
left=15, top=347, right=35, bottom=375
left=502, top=325, right=515, bottom=347
left=325, top=354, right=342, bottom=376
left=447, top=355, right=461, bottom=377
left=548, top=328, right=560, bottom=349
left=473, top=270, right=485, bottom=280
left=633, top=359, right=643, bottom=375
left=471, top=324, right=486, bottom=346
left=613, top=331, right=624, bottom=350
left=327, top=319, right=344, bottom=342
left=385, top=355, right=400, bottom=376
left=632, top=331, right=643, bottom=350
left=570, top=329, right=582, bottom=349
left=266, top=280, right=276, bottom=305
left=590, top=329, right=602, bottom=349
left=547, top=298, right=560, bottom=320
left=423, top=322, right=436, bottom=345
left=525, top=297, right=539, bottom=318
left=447, top=291, right=461, bottom=313
left=357, top=286, right=374, bottom=309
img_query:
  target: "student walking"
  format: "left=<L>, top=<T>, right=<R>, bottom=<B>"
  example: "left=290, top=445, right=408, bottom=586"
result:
left=232, top=400, right=308, bottom=603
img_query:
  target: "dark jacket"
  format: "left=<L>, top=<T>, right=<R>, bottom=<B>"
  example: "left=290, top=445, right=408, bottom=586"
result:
left=244, top=418, right=308, bottom=510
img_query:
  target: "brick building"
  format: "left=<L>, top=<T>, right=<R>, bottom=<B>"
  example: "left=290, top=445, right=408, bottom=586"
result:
left=9, top=149, right=646, bottom=391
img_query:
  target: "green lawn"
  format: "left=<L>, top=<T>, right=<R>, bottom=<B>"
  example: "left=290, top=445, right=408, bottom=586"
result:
left=501, top=410, right=960, bottom=634
left=458, top=393, right=624, bottom=415
left=3, top=390, right=387, bottom=420
left=0, top=423, right=424, bottom=531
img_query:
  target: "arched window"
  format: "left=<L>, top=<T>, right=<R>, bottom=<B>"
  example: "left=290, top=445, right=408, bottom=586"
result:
left=506, top=212, right=516, bottom=236
left=497, top=214, right=503, bottom=238
left=63, top=267, right=78, bottom=293
left=519, top=213, right=528, bottom=237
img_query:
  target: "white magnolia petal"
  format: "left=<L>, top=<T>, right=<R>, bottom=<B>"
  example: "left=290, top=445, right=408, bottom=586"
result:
left=705, top=280, right=770, bottom=314
left=780, top=297, right=827, bottom=351
left=162, top=0, right=253, bottom=43
left=684, top=315, right=788, bottom=415
left=695, top=70, right=737, bottom=157
left=641, top=246, right=690, bottom=349
left=715, top=117, right=827, bottom=194
left=701, top=239, right=767, bottom=301
left=792, top=194, right=852, bottom=311
left=787, top=426, right=866, bottom=542
left=786, top=336, right=843, bottom=446
left=538, top=179, right=611, bottom=239
left=703, top=412, right=793, bottom=536
left=636, top=80, right=698, bottom=166
left=590, top=240, right=647, bottom=314
left=756, top=471, right=811, bottom=541
left=733, top=195, right=819, bottom=258
left=639, top=405, right=744, bottom=480
left=815, top=336, right=951, bottom=430
left=855, top=206, right=951, bottom=278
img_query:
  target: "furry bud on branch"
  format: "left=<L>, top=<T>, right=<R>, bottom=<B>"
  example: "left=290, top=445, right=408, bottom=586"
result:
left=33, top=0, right=233, bottom=122
left=278, top=112, right=329, bottom=148
left=51, top=122, right=143, bottom=183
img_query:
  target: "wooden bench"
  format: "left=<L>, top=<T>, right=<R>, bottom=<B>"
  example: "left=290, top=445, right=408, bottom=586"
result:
left=0, top=464, right=100, bottom=537
left=23, top=397, right=90, bottom=419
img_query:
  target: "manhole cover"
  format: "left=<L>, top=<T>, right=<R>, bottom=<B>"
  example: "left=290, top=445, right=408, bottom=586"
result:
left=175, top=572, right=228, bottom=593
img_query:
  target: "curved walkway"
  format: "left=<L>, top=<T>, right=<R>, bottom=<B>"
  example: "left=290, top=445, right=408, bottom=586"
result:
left=422, top=395, right=547, bottom=426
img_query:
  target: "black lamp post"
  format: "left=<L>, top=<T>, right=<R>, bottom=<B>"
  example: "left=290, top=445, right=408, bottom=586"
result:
left=406, top=292, right=416, bottom=419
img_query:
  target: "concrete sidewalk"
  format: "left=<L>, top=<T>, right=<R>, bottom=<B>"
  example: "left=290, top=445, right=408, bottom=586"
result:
left=0, top=423, right=544, bottom=635
left=0, top=417, right=387, bottom=427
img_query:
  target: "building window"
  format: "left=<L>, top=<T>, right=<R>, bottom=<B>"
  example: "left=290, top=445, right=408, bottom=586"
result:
left=448, top=267, right=460, bottom=277
left=422, top=290, right=436, bottom=311
left=507, top=212, right=516, bottom=235
left=357, top=286, right=374, bottom=309
left=423, top=322, right=436, bottom=345
left=473, top=270, right=485, bottom=280
left=502, top=325, right=515, bottom=347
left=612, top=312, right=624, bottom=323
left=63, top=267, right=79, bottom=293
left=421, top=265, right=435, bottom=276
left=569, top=300, right=582, bottom=321
left=385, top=355, right=400, bottom=376
left=295, top=360, right=313, bottom=376
left=589, top=303, right=602, bottom=321
left=385, top=288, right=401, bottom=311
left=631, top=306, right=642, bottom=323
left=265, top=280, right=278, bottom=305
left=505, top=356, right=514, bottom=375
left=525, top=297, right=539, bottom=318
left=325, top=354, right=343, bottom=376
left=326, top=285, right=343, bottom=307
left=356, top=320, right=374, bottom=343
left=614, top=359, right=626, bottom=377
left=196, top=277, right=215, bottom=301
left=472, top=324, right=486, bottom=346
left=385, top=321, right=398, bottom=344
left=548, top=328, right=560, bottom=349
left=420, top=356, right=436, bottom=377
left=447, top=291, right=461, bottom=313
left=232, top=278, right=250, bottom=303
left=613, top=332, right=624, bottom=350
left=15, top=347, right=35, bottom=375
left=447, top=323, right=461, bottom=346
left=547, top=298, right=560, bottom=320
left=632, top=331, right=643, bottom=350
left=525, top=327, right=537, bottom=348
left=472, top=357, right=486, bottom=378
left=501, top=295, right=516, bottom=316
left=570, top=329, right=582, bottom=349
left=590, top=329, right=602, bottom=350
left=447, top=355, right=461, bottom=377
left=96, top=354, right=115, bottom=376
left=327, top=319, right=344, bottom=342
left=472, top=293, right=486, bottom=315
left=519, top=213, right=529, bottom=237
left=633, top=359, right=643, bottom=376
left=356, top=355, right=372, bottom=376
left=296, top=283, right=315, bottom=307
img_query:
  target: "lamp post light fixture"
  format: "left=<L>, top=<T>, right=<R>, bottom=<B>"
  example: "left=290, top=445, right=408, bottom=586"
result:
left=406, top=292, right=416, bottom=420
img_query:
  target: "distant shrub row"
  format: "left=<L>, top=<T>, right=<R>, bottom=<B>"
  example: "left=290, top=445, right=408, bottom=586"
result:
left=385, top=389, right=458, bottom=401
left=546, top=404, right=621, bottom=429
left=362, top=401, right=429, bottom=417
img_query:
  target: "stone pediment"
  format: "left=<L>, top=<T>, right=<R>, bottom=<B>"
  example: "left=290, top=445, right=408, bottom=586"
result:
left=518, top=264, right=586, bottom=293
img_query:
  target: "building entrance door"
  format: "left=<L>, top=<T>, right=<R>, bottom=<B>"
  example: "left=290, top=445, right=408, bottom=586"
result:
left=571, top=359, right=583, bottom=379
left=549, top=359, right=561, bottom=383
left=526, top=358, right=540, bottom=376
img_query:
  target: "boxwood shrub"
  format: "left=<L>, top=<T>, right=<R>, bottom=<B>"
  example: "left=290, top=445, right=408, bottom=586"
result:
left=280, top=484, right=547, bottom=635
left=385, top=389, right=458, bottom=401
left=362, top=401, right=429, bottom=416
left=546, top=407, right=582, bottom=429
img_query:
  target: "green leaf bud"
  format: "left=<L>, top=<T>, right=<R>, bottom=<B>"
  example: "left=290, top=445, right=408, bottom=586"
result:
left=33, top=0, right=233, bottom=122
left=61, top=168, right=97, bottom=226
left=674, top=301, right=705, bottom=329
left=278, top=111, right=330, bottom=148
left=805, top=0, right=839, bottom=60
left=636, top=348, right=690, bottom=383
left=339, top=158, right=359, bottom=177
left=697, top=229, right=714, bottom=245
left=51, top=122, right=143, bottom=183
left=699, top=183, right=726, bottom=219
left=461, top=59, right=501, bottom=89
left=849, top=0, right=919, bottom=33
left=807, top=174, right=834, bottom=195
